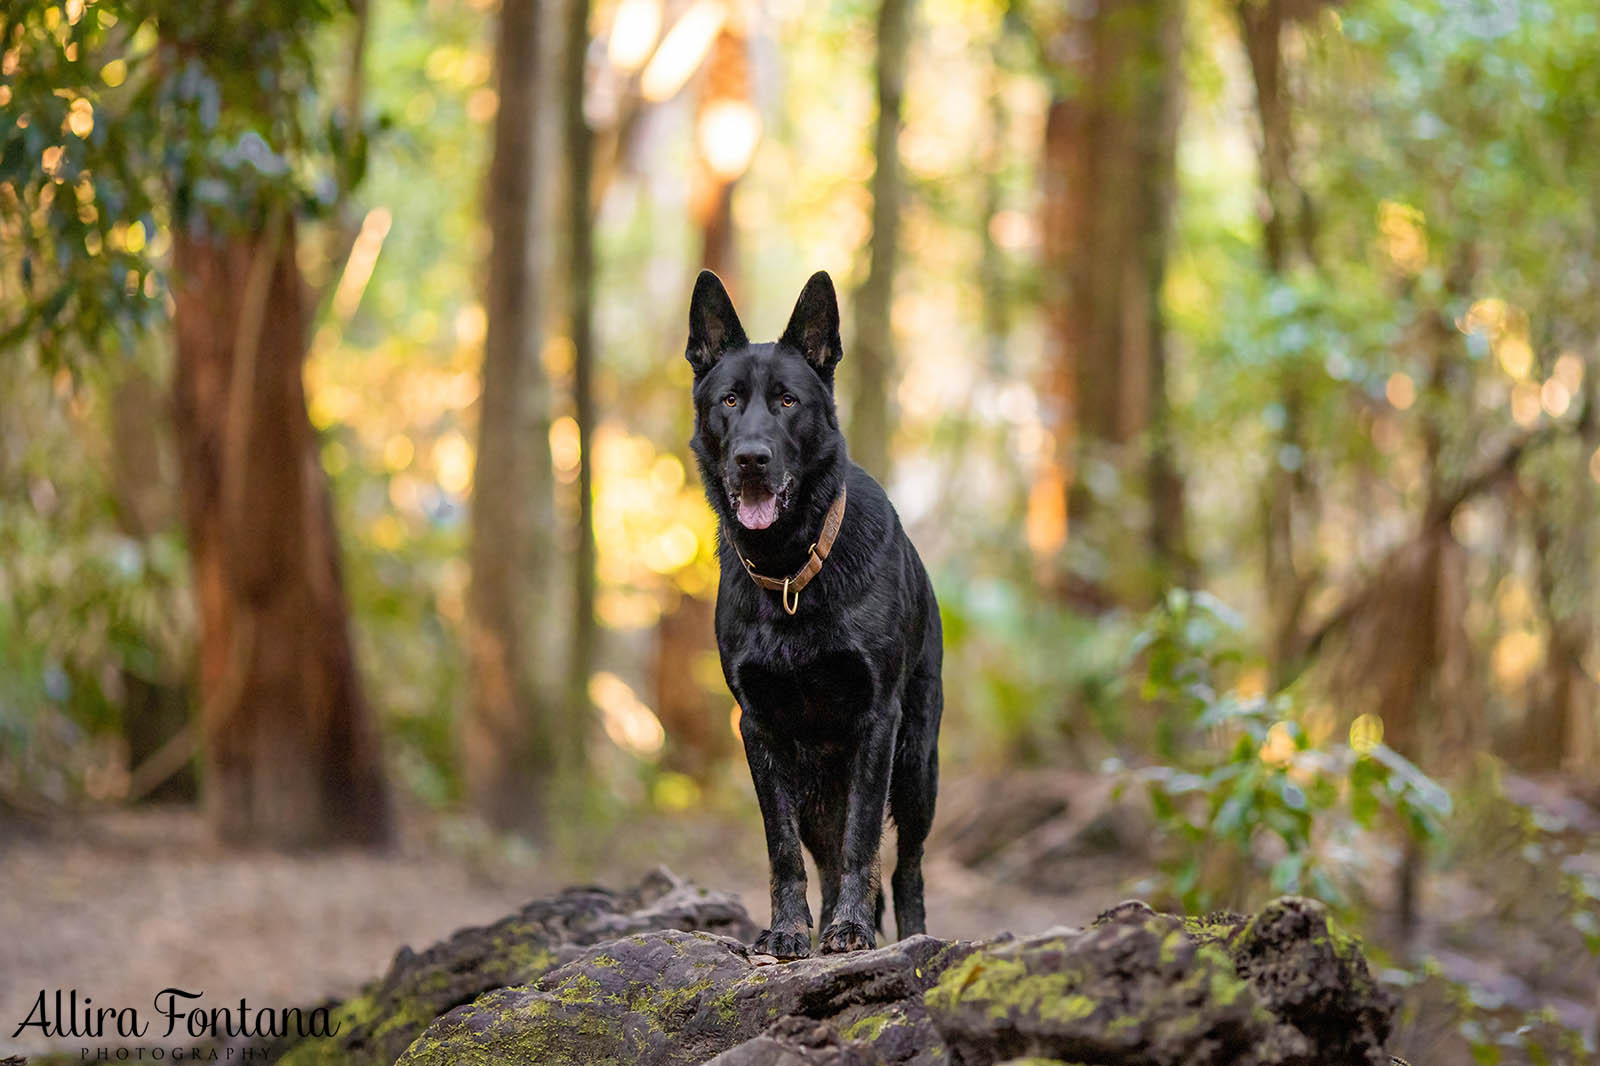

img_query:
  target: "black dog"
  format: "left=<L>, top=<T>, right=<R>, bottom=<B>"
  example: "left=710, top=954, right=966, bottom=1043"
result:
left=685, top=269, right=943, bottom=957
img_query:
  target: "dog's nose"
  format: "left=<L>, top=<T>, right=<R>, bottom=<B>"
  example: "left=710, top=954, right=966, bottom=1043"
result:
left=735, top=444, right=772, bottom=471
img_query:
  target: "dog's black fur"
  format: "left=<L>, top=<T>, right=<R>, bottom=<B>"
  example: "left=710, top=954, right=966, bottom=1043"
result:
left=685, top=269, right=943, bottom=958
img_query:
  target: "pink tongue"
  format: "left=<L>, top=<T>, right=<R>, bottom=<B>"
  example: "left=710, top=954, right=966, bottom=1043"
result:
left=737, top=491, right=778, bottom=530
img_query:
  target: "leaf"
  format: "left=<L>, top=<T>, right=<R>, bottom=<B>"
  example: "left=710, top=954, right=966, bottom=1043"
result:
left=1368, top=743, right=1454, bottom=815
left=1213, top=785, right=1254, bottom=839
left=1270, top=853, right=1304, bottom=894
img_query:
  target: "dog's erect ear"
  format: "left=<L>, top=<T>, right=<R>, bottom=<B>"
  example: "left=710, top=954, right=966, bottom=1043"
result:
left=686, top=270, right=748, bottom=376
left=780, top=271, right=842, bottom=379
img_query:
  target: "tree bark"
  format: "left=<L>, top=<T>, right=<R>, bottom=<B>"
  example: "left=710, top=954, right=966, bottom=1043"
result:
left=652, top=591, right=729, bottom=779
left=171, top=216, right=390, bottom=848
left=111, top=366, right=198, bottom=804
left=692, top=27, right=753, bottom=290
left=1236, top=0, right=1321, bottom=684
left=652, top=26, right=757, bottom=781
left=466, top=0, right=560, bottom=833
left=699, top=180, right=738, bottom=291
left=1037, top=0, right=1187, bottom=602
left=563, top=0, right=596, bottom=790
left=848, top=0, right=915, bottom=482
left=1528, top=368, right=1598, bottom=770
left=978, top=54, right=1009, bottom=375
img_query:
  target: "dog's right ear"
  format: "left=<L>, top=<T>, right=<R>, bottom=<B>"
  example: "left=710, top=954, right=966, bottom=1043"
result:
left=686, top=270, right=748, bottom=377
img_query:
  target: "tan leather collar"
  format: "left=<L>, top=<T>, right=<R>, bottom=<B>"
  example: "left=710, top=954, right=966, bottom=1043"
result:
left=738, top=486, right=848, bottom=615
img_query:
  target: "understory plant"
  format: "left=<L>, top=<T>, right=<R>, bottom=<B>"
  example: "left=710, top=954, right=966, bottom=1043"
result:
left=1129, top=590, right=1600, bottom=1063
left=1127, top=588, right=1452, bottom=915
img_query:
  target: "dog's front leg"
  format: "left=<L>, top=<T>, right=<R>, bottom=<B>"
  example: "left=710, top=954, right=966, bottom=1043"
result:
left=819, top=704, right=898, bottom=954
left=743, top=722, right=813, bottom=958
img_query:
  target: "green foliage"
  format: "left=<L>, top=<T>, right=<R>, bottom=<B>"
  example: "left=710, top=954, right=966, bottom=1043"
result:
left=0, top=353, right=191, bottom=802
left=0, top=0, right=376, bottom=801
left=1130, top=590, right=1452, bottom=915
left=1383, top=785, right=1600, bottom=1066
left=1127, top=586, right=1599, bottom=1062
left=309, top=0, right=500, bottom=805
left=1171, top=0, right=1600, bottom=668
left=938, top=571, right=1135, bottom=763
left=2, top=3, right=160, bottom=359
left=1443, top=766, right=1600, bottom=960
left=1, top=0, right=367, bottom=367
left=1394, top=963, right=1598, bottom=1066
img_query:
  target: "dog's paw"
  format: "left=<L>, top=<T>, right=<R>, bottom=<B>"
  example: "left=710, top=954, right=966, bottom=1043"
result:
left=818, top=919, right=875, bottom=955
left=754, top=928, right=812, bottom=959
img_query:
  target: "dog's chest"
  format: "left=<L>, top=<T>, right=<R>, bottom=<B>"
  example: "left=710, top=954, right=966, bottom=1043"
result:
left=731, top=640, right=873, bottom=743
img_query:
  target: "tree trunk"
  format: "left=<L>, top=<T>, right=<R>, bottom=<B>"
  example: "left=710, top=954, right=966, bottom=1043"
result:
left=847, top=0, right=915, bottom=482
left=466, top=0, right=560, bottom=833
left=978, top=53, right=1009, bottom=374
left=563, top=0, right=596, bottom=791
left=1236, top=0, right=1321, bottom=685
left=1528, top=367, right=1598, bottom=770
left=171, top=216, right=390, bottom=848
left=651, top=25, right=756, bottom=781
left=699, top=181, right=738, bottom=291
left=1037, top=0, right=1187, bottom=602
left=1321, top=284, right=1480, bottom=942
left=692, top=26, right=753, bottom=290
left=110, top=366, right=199, bottom=804
left=652, top=591, right=729, bottom=779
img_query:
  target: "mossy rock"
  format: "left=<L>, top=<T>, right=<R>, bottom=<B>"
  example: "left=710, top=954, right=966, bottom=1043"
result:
left=276, top=882, right=1392, bottom=1066
left=924, top=897, right=1389, bottom=1066
left=1222, top=897, right=1392, bottom=1065
left=276, top=868, right=756, bottom=1066
left=397, top=929, right=958, bottom=1066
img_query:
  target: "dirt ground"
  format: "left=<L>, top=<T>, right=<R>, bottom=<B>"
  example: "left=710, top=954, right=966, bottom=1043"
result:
left=0, top=793, right=1130, bottom=1059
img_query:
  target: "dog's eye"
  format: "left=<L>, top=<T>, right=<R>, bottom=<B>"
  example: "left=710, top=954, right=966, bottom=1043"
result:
left=723, top=394, right=738, bottom=407
left=781, top=394, right=796, bottom=408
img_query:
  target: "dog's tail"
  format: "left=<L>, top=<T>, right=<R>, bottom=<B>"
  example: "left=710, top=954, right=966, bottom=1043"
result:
left=873, top=885, right=886, bottom=935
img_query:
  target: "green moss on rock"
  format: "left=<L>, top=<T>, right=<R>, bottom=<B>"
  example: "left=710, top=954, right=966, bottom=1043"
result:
left=843, top=1010, right=891, bottom=1043
left=276, top=872, right=755, bottom=1066
left=273, top=882, right=1395, bottom=1066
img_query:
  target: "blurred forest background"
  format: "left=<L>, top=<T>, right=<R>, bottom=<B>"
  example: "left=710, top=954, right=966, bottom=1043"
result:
left=3, top=0, right=1600, bottom=1061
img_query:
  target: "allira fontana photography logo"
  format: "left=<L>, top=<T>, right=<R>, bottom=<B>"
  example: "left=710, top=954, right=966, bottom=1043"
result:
left=12, top=988, right=340, bottom=1052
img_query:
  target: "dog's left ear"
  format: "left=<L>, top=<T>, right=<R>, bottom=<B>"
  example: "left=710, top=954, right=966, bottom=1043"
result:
left=780, top=271, right=843, bottom=381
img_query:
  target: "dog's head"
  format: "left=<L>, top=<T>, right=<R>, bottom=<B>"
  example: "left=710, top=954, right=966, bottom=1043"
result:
left=685, top=270, right=844, bottom=532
